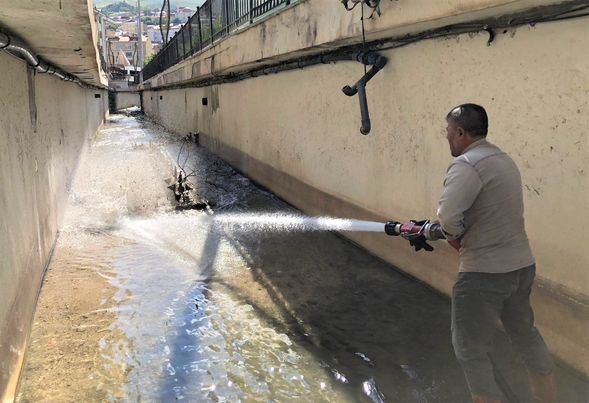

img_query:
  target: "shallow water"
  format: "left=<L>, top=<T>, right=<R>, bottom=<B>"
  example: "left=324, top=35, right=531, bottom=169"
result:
left=18, top=113, right=586, bottom=402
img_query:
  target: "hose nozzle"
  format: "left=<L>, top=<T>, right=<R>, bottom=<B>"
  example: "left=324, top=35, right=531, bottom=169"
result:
left=384, top=221, right=401, bottom=236
left=384, top=219, right=446, bottom=241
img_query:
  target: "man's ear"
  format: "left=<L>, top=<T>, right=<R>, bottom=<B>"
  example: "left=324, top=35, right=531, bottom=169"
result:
left=456, top=127, right=465, bottom=137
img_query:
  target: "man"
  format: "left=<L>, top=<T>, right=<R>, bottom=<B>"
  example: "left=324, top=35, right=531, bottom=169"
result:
left=437, top=104, right=556, bottom=403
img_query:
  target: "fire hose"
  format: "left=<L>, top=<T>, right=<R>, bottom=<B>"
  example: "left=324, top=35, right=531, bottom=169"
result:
left=384, top=219, right=446, bottom=252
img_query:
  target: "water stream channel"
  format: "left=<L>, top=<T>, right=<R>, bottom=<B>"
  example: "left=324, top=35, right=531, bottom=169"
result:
left=16, top=113, right=586, bottom=402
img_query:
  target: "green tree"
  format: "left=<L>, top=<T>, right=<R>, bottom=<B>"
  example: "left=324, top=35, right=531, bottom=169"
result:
left=144, top=53, right=156, bottom=65
left=101, top=1, right=136, bottom=15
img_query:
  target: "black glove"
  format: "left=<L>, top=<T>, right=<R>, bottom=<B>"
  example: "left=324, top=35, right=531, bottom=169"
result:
left=401, top=219, right=434, bottom=252
left=404, top=233, right=434, bottom=252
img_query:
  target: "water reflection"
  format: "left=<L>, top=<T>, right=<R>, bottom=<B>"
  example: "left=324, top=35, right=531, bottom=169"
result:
left=110, top=224, right=352, bottom=402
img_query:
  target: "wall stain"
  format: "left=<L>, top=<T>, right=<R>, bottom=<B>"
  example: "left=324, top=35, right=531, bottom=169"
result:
left=209, top=85, right=220, bottom=113
left=26, top=69, right=37, bottom=133
left=260, top=24, right=267, bottom=45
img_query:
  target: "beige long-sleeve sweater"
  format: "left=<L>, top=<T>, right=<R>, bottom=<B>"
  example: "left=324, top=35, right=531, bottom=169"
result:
left=437, top=138, right=535, bottom=273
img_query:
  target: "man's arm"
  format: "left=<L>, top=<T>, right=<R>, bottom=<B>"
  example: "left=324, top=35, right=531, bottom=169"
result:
left=437, top=161, right=482, bottom=240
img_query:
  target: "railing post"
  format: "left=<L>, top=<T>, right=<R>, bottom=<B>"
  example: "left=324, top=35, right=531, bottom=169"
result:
left=209, top=2, right=214, bottom=44
left=224, top=0, right=229, bottom=34
left=179, top=27, right=184, bottom=59
left=187, top=15, right=193, bottom=55
left=197, top=7, right=202, bottom=50
left=249, top=0, right=253, bottom=24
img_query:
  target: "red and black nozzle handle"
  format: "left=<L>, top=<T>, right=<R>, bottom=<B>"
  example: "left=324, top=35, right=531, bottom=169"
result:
left=384, top=219, right=446, bottom=252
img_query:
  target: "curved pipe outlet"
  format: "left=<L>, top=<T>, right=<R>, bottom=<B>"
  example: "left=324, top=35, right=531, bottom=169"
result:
left=0, top=31, right=96, bottom=89
left=1, top=31, right=41, bottom=69
left=342, top=51, right=388, bottom=135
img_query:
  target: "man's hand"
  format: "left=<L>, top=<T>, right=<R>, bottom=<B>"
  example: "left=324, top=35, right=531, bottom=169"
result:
left=407, top=234, right=434, bottom=252
left=447, top=239, right=461, bottom=252
left=399, top=219, right=435, bottom=252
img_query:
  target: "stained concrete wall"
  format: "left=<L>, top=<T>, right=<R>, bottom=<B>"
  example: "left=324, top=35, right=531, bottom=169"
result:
left=142, top=0, right=578, bottom=88
left=143, top=14, right=589, bottom=377
left=113, top=91, right=141, bottom=111
left=0, top=52, right=108, bottom=400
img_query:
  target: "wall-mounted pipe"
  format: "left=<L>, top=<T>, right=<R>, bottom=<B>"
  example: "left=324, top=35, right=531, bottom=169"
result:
left=342, top=52, right=387, bottom=135
left=0, top=31, right=103, bottom=90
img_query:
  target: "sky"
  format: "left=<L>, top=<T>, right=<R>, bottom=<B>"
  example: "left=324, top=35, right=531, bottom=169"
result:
left=94, top=1, right=206, bottom=8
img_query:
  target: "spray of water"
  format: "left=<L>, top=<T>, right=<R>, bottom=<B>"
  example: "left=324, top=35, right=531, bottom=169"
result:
left=212, top=213, right=385, bottom=233
left=119, top=213, right=385, bottom=243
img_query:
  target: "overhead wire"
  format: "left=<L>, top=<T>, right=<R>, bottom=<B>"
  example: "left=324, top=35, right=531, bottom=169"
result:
left=159, top=0, right=171, bottom=45
left=361, top=1, right=367, bottom=75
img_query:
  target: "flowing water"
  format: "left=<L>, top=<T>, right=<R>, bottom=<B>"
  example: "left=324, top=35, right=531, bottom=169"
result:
left=17, top=113, right=588, bottom=402
left=118, top=214, right=385, bottom=241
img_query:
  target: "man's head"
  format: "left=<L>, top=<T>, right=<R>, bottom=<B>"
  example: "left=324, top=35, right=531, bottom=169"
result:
left=445, top=103, right=488, bottom=157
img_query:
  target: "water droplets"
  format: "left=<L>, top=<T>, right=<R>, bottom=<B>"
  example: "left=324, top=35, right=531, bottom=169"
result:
left=212, top=213, right=385, bottom=233
left=166, top=362, right=176, bottom=376
left=362, top=377, right=385, bottom=403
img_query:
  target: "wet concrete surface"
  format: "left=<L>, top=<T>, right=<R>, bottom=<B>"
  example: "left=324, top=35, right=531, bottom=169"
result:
left=16, top=113, right=588, bottom=402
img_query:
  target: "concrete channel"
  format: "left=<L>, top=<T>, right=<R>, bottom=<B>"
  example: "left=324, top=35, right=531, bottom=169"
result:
left=15, top=113, right=588, bottom=402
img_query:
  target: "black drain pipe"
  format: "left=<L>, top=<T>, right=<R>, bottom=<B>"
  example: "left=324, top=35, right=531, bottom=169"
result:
left=342, top=51, right=387, bottom=135
left=249, top=50, right=388, bottom=135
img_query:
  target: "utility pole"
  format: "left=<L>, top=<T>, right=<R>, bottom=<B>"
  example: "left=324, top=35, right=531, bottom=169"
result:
left=136, top=0, right=144, bottom=83
left=99, top=13, right=108, bottom=70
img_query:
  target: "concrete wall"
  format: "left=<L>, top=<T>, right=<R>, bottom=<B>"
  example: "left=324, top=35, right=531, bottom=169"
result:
left=142, top=0, right=576, bottom=88
left=0, top=52, right=108, bottom=401
left=142, top=14, right=589, bottom=376
left=113, top=91, right=140, bottom=110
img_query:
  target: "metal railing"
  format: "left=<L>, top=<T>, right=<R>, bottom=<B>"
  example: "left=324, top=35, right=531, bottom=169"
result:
left=143, top=0, right=293, bottom=81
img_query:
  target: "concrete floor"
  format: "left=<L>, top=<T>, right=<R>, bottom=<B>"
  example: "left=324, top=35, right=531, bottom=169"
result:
left=16, top=112, right=588, bottom=402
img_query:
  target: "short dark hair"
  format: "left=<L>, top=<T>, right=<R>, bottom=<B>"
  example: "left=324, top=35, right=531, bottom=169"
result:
left=446, top=103, right=488, bottom=137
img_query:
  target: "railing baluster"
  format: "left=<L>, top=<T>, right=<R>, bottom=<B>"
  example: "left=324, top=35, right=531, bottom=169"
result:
left=250, top=0, right=253, bottom=24
left=188, top=16, right=193, bottom=55
left=179, top=27, right=184, bottom=59
left=197, top=7, right=203, bottom=50
left=209, top=1, right=214, bottom=45
left=224, top=0, right=229, bottom=35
